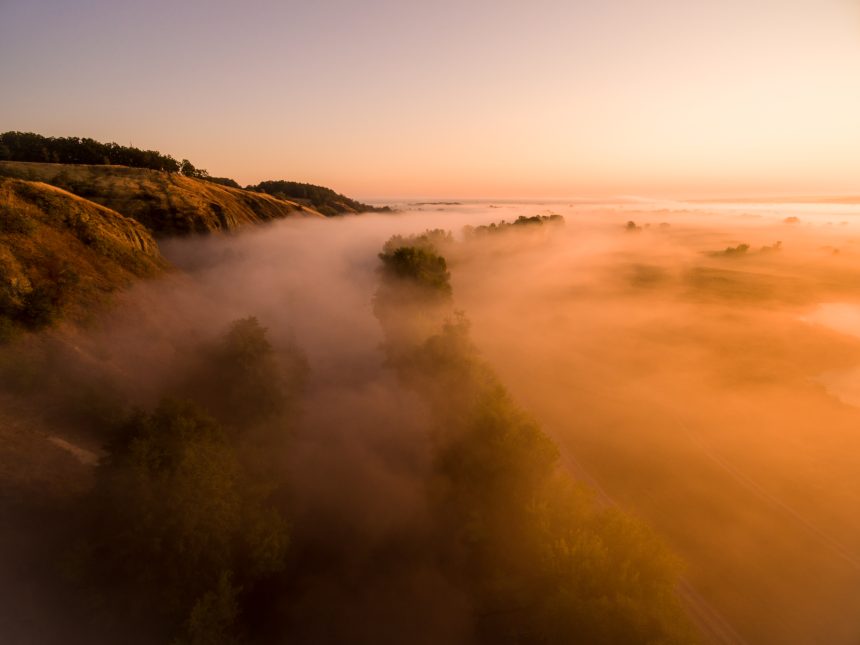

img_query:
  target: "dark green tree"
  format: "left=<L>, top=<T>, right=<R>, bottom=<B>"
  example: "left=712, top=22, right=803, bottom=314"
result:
left=81, top=398, right=289, bottom=643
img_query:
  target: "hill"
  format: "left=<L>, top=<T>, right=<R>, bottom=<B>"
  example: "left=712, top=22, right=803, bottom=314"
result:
left=0, top=161, right=323, bottom=236
left=0, top=132, right=389, bottom=220
left=248, top=179, right=391, bottom=217
left=0, top=177, right=165, bottom=337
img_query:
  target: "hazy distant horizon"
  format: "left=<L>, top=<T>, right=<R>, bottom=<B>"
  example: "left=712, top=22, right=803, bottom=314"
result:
left=3, top=0, right=860, bottom=198
left=362, top=194, right=860, bottom=207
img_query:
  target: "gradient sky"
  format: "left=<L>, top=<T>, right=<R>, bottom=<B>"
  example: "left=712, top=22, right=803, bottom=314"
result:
left=1, top=0, right=859, bottom=199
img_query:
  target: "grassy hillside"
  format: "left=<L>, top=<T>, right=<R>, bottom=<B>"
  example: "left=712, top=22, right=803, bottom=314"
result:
left=0, top=161, right=324, bottom=236
left=0, top=177, right=165, bottom=337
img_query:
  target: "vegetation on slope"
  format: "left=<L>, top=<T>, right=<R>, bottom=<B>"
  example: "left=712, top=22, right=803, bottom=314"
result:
left=248, top=179, right=390, bottom=217
left=0, top=177, right=164, bottom=339
left=0, top=161, right=323, bottom=236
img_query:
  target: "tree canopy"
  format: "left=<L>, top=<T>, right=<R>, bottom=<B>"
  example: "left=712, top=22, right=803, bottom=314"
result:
left=0, top=131, right=237, bottom=185
left=71, top=317, right=306, bottom=644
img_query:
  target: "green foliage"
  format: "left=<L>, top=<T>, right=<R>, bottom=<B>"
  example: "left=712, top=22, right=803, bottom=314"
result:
left=373, top=240, right=695, bottom=644
left=180, top=159, right=215, bottom=181
left=17, top=262, right=77, bottom=329
left=205, top=176, right=242, bottom=189
left=17, top=284, right=62, bottom=329
left=0, top=131, right=243, bottom=188
left=32, top=253, right=78, bottom=325
left=405, top=320, right=693, bottom=643
left=248, top=179, right=390, bottom=216
left=85, top=398, right=289, bottom=642
left=381, top=229, right=453, bottom=255
left=526, top=490, right=693, bottom=645
left=464, top=214, right=565, bottom=237
left=180, top=573, right=242, bottom=645
left=0, top=131, right=181, bottom=172
left=181, top=317, right=308, bottom=432
left=378, top=244, right=452, bottom=296
left=0, top=316, right=303, bottom=641
left=373, top=238, right=456, bottom=364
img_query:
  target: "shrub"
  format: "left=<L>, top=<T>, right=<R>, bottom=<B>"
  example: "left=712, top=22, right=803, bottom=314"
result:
left=378, top=246, right=452, bottom=296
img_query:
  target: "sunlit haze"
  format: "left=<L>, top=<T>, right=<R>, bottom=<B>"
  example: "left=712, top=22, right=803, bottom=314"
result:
left=2, top=0, right=860, bottom=198
left=7, top=3, right=860, bottom=644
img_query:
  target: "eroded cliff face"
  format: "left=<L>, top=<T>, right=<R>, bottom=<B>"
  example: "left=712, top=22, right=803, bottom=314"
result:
left=0, top=161, right=324, bottom=236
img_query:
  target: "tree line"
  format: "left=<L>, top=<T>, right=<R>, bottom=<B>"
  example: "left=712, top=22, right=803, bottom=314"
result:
left=0, top=131, right=238, bottom=186
left=463, top=214, right=565, bottom=237
left=373, top=231, right=695, bottom=644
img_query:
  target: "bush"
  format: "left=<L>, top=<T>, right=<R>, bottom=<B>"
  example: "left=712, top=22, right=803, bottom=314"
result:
left=378, top=246, right=452, bottom=296
left=19, top=284, right=61, bottom=327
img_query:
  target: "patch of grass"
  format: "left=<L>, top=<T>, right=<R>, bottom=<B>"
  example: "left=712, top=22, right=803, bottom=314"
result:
left=0, top=202, right=37, bottom=235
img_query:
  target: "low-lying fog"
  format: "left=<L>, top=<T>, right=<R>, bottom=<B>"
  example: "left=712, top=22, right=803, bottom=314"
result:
left=11, top=198, right=860, bottom=643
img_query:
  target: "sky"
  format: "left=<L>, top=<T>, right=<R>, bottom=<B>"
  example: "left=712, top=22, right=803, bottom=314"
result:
left=1, top=0, right=859, bottom=199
